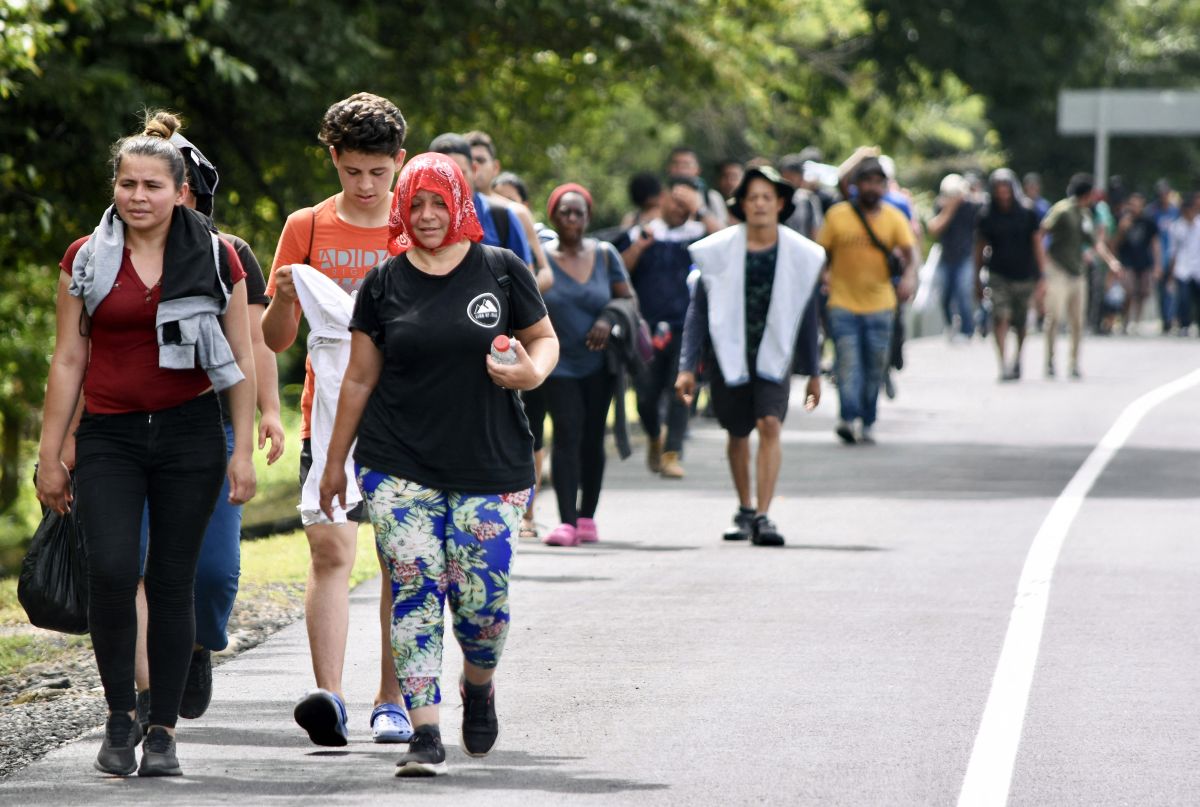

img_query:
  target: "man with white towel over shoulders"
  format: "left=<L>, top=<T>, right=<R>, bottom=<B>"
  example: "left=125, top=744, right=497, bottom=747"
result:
left=675, top=165, right=824, bottom=547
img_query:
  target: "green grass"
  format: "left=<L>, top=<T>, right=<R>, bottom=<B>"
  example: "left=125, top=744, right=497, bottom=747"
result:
left=0, top=577, right=21, bottom=626
left=239, top=524, right=383, bottom=588
left=240, top=403, right=304, bottom=528
left=0, top=633, right=91, bottom=679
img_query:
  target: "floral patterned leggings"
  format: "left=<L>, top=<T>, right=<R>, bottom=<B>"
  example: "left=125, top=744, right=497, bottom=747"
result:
left=357, top=466, right=530, bottom=710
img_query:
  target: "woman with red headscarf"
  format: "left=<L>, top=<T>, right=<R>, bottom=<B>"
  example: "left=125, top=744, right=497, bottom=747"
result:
left=319, top=152, right=557, bottom=776
left=540, top=183, right=635, bottom=547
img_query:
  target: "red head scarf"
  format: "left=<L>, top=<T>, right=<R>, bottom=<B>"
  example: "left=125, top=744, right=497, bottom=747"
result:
left=387, top=152, right=485, bottom=255
left=546, top=182, right=594, bottom=221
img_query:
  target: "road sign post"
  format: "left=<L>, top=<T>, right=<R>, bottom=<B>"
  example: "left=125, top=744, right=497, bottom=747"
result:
left=1057, top=89, right=1200, bottom=190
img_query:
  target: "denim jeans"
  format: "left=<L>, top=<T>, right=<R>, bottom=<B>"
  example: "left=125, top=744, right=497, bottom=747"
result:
left=74, top=393, right=226, bottom=727
left=139, top=421, right=240, bottom=651
left=829, top=307, right=895, bottom=427
left=938, top=255, right=976, bottom=336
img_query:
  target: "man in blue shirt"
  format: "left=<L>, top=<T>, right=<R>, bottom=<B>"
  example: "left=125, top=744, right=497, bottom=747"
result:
left=429, top=133, right=532, bottom=265
left=1148, top=178, right=1181, bottom=333
left=616, top=176, right=708, bottom=479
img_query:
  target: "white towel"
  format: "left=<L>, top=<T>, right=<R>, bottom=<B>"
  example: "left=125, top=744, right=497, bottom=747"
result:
left=291, top=264, right=362, bottom=526
left=688, top=224, right=825, bottom=384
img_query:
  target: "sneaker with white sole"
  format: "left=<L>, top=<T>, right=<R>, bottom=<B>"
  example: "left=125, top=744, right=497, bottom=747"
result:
left=722, top=506, right=755, bottom=541
left=371, top=702, right=414, bottom=743
left=395, top=726, right=448, bottom=777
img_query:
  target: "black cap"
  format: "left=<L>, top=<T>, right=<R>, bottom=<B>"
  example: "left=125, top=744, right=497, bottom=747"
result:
left=728, top=165, right=795, bottom=223
left=853, top=157, right=887, bottom=183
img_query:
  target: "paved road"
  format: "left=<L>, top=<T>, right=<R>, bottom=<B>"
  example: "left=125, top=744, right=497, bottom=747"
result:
left=5, top=333, right=1199, bottom=806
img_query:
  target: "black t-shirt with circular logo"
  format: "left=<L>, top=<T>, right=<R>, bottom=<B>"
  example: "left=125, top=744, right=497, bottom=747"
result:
left=349, top=242, right=548, bottom=493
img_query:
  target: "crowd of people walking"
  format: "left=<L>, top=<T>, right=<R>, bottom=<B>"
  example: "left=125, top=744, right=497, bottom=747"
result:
left=31, top=89, right=1192, bottom=781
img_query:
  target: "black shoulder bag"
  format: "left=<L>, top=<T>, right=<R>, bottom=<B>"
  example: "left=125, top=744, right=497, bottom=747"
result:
left=850, top=202, right=904, bottom=279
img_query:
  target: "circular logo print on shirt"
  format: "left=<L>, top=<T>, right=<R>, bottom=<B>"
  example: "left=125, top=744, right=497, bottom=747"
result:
left=467, top=292, right=502, bottom=328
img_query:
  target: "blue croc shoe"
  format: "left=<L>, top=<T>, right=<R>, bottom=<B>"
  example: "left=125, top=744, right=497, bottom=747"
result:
left=371, top=702, right=414, bottom=743
left=294, top=689, right=349, bottom=747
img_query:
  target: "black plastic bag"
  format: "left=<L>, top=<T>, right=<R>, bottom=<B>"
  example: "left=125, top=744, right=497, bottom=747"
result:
left=18, top=483, right=89, bottom=635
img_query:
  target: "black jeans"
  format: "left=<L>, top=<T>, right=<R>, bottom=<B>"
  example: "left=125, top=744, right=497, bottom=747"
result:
left=74, top=393, right=226, bottom=727
left=543, top=370, right=614, bottom=525
left=635, top=336, right=688, bottom=453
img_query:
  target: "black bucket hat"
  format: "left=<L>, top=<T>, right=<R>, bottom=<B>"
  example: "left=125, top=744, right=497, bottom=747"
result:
left=728, top=165, right=795, bottom=223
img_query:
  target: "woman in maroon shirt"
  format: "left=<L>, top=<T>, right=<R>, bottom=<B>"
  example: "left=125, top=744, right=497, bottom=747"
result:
left=35, top=111, right=256, bottom=778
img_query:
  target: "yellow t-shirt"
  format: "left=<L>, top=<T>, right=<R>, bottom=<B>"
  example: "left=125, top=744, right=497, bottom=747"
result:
left=817, top=201, right=914, bottom=314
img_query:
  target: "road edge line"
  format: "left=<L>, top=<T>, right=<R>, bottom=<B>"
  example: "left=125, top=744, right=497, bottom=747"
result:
left=957, top=368, right=1200, bottom=807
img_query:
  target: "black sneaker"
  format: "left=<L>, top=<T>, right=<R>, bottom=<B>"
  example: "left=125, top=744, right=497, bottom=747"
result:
left=135, top=689, right=151, bottom=735
left=138, top=726, right=182, bottom=777
left=751, top=514, right=785, bottom=547
left=179, top=648, right=212, bottom=719
left=293, top=689, right=349, bottom=747
left=722, top=506, right=755, bottom=541
left=460, top=678, right=499, bottom=757
left=94, top=710, right=142, bottom=776
left=395, top=726, right=448, bottom=777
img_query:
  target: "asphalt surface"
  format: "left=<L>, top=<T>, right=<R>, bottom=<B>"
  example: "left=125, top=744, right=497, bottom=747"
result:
left=4, top=332, right=1199, bottom=806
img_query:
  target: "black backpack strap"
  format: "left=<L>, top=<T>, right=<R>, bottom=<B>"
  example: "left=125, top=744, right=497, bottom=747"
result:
left=481, top=245, right=514, bottom=334
left=850, top=201, right=904, bottom=278
left=304, top=203, right=319, bottom=265
left=492, top=203, right=511, bottom=249
left=850, top=201, right=890, bottom=258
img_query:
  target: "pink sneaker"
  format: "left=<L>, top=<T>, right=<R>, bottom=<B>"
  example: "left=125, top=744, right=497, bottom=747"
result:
left=543, top=523, right=578, bottom=547
left=575, top=517, right=599, bottom=543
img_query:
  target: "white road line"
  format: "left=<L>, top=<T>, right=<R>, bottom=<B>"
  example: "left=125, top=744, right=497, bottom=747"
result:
left=957, top=368, right=1200, bottom=807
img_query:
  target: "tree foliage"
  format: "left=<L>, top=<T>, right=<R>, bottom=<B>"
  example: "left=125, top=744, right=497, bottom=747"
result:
left=0, top=0, right=1191, bottom=555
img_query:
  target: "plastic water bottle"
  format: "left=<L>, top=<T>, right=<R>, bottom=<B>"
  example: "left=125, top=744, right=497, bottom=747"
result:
left=652, top=321, right=672, bottom=350
left=491, top=334, right=518, bottom=365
